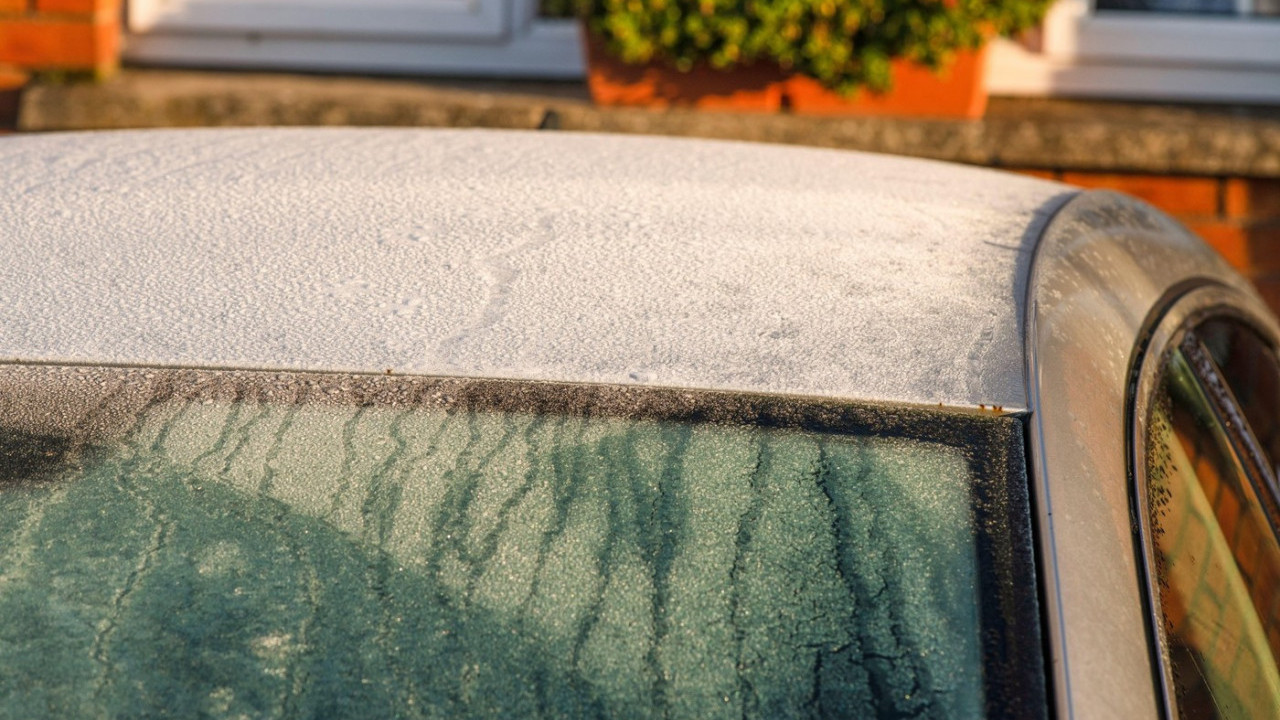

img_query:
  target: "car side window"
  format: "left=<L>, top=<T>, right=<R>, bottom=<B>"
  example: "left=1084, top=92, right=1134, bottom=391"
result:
left=1142, top=325, right=1280, bottom=719
left=1202, top=318, right=1280, bottom=507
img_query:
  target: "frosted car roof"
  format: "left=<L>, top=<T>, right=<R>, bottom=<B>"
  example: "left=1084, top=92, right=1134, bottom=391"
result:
left=0, top=128, right=1073, bottom=411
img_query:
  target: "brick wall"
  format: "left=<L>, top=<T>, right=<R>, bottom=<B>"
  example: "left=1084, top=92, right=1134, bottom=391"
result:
left=1017, top=171, right=1280, bottom=316
left=0, top=0, right=120, bottom=77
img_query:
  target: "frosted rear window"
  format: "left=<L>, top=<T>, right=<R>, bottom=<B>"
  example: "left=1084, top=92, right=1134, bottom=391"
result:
left=0, top=366, right=1042, bottom=719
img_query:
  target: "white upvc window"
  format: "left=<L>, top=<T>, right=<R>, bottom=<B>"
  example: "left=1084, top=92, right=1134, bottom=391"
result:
left=124, top=0, right=586, bottom=78
left=987, top=0, right=1280, bottom=104
left=125, top=0, right=1277, bottom=104
left=129, top=0, right=506, bottom=39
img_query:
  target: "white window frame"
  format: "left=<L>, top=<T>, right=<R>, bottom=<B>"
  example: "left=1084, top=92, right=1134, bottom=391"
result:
left=124, top=0, right=586, bottom=78
left=124, top=0, right=1279, bottom=102
left=986, top=0, right=1280, bottom=104
left=129, top=0, right=507, bottom=40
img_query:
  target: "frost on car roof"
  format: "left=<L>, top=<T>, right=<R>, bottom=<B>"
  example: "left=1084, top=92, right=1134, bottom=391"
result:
left=0, top=128, right=1072, bottom=410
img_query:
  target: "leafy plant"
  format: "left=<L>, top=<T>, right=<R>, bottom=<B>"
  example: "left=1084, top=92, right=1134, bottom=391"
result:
left=541, top=0, right=577, bottom=17
left=549, top=0, right=1051, bottom=94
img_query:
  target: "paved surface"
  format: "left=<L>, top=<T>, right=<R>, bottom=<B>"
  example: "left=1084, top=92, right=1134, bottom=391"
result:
left=16, top=68, right=1280, bottom=176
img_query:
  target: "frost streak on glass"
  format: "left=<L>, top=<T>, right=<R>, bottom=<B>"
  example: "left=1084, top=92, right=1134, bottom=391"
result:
left=0, top=370, right=992, bottom=720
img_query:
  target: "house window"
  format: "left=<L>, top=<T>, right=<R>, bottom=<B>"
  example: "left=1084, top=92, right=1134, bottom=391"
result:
left=124, top=0, right=586, bottom=78
left=984, top=0, right=1280, bottom=104
left=1095, top=0, right=1278, bottom=16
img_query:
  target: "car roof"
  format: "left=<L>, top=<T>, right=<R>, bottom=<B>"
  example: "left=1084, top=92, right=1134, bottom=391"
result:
left=0, top=128, right=1073, bottom=412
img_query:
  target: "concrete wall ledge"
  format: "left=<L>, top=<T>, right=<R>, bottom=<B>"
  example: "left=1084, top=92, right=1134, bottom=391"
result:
left=14, top=68, right=1280, bottom=178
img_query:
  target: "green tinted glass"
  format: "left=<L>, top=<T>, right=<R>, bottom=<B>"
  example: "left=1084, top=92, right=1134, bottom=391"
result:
left=0, top=367, right=1039, bottom=719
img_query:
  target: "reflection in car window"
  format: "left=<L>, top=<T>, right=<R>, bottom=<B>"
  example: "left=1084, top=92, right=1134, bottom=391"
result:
left=1145, top=349, right=1280, bottom=719
left=1202, top=319, right=1280, bottom=489
left=0, top=366, right=1041, bottom=719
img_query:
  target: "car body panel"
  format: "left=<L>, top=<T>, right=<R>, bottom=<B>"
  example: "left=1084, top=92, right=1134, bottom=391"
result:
left=7, top=128, right=1276, bottom=718
left=0, top=128, right=1072, bottom=411
left=1025, top=190, right=1266, bottom=720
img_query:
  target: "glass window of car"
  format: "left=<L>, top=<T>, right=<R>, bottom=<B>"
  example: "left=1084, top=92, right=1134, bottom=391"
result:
left=1141, top=323, right=1280, bottom=719
left=0, top=365, right=1045, bottom=719
left=1201, top=318, right=1280, bottom=510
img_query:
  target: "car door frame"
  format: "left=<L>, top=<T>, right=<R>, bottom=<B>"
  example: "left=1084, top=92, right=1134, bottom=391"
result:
left=1025, top=189, right=1268, bottom=718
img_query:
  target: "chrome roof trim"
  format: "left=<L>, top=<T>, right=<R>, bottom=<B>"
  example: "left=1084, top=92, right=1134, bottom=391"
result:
left=1025, top=190, right=1260, bottom=719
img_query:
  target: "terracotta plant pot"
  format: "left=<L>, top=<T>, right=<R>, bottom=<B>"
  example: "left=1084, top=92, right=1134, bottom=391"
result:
left=784, top=48, right=988, bottom=119
left=583, top=30, right=989, bottom=119
left=584, top=35, right=786, bottom=112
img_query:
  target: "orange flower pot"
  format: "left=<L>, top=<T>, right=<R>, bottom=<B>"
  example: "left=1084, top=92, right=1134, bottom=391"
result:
left=584, top=34, right=786, bottom=112
left=785, top=48, right=989, bottom=119
left=583, top=30, right=989, bottom=119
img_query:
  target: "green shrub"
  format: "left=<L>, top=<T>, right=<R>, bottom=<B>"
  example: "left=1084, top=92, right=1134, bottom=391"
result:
left=541, top=0, right=576, bottom=17
left=551, top=0, right=1051, bottom=94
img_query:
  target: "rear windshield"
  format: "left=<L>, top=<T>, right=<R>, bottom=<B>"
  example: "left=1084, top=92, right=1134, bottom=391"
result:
left=0, top=366, right=1042, bottom=719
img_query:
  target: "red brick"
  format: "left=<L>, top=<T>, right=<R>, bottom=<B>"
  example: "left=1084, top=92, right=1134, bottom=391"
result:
left=1225, top=178, right=1280, bottom=221
left=1246, top=223, right=1280, bottom=275
left=1252, top=275, right=1280, bottom=318
left=1187, top=220, right=1250, bottom=270
left=1254, top=563, right=1279, bottom=616
left=1187, top=220, right=1280, bottom=277
left=35, top=0, right=119, bottom=17
left=0, top=17, right=117, bottom=71
left=1236, top=515, right=1263, bottom=578
left=1061, top=172, right=1219, bottom=217
left=1213, top=485, right=1242, bottom=546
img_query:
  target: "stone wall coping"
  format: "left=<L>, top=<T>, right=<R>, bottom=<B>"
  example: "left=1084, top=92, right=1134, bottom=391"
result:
left=16, top=68, right=1280, bottom=177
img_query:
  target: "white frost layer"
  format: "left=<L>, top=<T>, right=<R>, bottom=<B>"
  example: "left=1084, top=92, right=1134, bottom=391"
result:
left=0, top=128, right=1072, bottom=410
